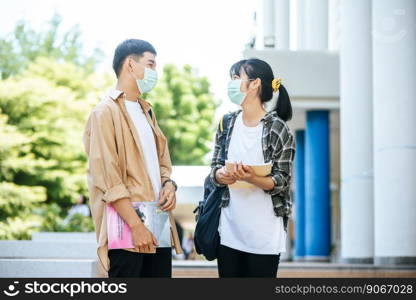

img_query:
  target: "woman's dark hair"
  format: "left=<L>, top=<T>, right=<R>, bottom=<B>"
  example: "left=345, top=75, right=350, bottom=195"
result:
left=112, top=39, right=157, bottom=78
left=229, top=58, right=292, bottom=121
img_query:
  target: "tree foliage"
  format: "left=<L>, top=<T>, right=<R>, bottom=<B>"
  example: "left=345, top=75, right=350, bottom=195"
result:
left=0, top=14, right=102, bottom=79
left=145, top=64, right=218, bottom=165
left=0, top=15, right=218, bottom=239
left=0, top=16, right=107, bottom=238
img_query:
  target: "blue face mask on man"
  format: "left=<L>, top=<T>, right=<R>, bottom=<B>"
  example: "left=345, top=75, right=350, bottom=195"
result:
left=136, top=67, right=158, bottom=94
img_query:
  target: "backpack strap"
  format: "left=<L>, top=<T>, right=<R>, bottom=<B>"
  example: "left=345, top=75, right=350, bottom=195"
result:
left=219, top=113, right=231, bottom=133
left=219, top=115, right=224, bottom=132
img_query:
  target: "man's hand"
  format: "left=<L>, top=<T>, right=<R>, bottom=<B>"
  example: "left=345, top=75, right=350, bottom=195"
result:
left=111, top=197, right=158, bottom=252
left=158, top=181, right=176, bottom=211
left=131, top=222, right=158, bottom=253
left=215, top=166, right=237, bottom=185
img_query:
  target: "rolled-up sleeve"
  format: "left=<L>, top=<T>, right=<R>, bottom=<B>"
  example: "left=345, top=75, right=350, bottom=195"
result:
left=83, top=107, right=130, bottom=203
left=209, top=123, right=226, bottom=187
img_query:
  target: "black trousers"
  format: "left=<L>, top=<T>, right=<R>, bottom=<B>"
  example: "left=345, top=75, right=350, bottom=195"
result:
left=217, top=244, right=281, bottom=278
left=108, top=247, right=172, bottom=278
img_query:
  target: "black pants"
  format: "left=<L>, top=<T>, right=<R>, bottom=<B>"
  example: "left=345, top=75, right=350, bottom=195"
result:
left=108, top=247, right=172, bottom=278
left=217, top=244, right=281, bottom=278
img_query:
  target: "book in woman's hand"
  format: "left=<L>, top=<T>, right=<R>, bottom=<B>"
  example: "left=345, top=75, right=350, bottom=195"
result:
left=225, top=160, right=272, bottom=189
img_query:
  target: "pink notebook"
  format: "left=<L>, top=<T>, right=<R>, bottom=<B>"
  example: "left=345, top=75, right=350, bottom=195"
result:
left=106, top=201, right=171, bottom=249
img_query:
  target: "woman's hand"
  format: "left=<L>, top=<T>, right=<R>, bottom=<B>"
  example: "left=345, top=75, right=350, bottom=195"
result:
left=228, top=161, right=256, bottom=183
left=215, top=166, right=237, bottom=185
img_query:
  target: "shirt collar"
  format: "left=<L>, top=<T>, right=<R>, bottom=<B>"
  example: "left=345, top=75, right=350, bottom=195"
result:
left=107, top=88, right=153, bottom=109
left=236, top=108, right=277, bottom=122
left=108, top=88, right=124, bottom=101
left=261, top=110, right=277, bottom=122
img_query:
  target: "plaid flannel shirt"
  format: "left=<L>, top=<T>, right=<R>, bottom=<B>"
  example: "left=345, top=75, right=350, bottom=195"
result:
left=209, top=109, right=296, bottom=231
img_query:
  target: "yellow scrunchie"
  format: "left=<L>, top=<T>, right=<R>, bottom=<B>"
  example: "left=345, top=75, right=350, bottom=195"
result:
left=271, top=78, right=282, bottom=92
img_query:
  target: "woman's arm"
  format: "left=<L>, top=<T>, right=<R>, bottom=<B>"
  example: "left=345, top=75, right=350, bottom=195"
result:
left=227, top=162, right=274, bottom=190
left=245, top=171, right=275, bottom=191
left=209, top=121, right=228, bottom=187
left=264, top=130, right=295, bottom=196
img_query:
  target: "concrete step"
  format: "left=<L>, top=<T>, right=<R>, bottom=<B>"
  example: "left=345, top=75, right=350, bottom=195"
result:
left=0, top=258, right=99, bottom=278
left=0, top=240, right=97, bottom=259
left=31, top=232, right=96, bottom=242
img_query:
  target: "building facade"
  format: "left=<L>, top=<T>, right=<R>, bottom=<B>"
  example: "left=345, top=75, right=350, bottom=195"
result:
left=243, top=0, right=416, bottom=266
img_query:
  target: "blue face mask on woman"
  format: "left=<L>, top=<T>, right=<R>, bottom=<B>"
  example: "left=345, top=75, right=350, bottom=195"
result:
left=136, top=67, right=158, bottom=94
left=227, top=79, right=246, bottom=105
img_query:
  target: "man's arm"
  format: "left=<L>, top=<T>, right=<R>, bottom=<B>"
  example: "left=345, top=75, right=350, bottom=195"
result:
left=84, top=106, right=157, bottom=252
left=85, top=108, right=130, bottom=204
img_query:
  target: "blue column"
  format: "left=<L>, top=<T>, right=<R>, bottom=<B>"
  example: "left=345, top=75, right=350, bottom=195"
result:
left=294, top=130, right=306, bottom=260
left=305, top=110, right=331, bottom=261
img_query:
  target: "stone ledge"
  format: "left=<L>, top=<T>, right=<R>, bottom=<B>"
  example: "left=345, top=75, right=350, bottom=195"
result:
left=0, top=259, right=99, bottom=278
left=0, top=240, right=97, bottom=259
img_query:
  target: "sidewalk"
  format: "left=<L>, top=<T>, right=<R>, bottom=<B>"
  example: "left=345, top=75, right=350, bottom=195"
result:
left=172, top=261, right=416, bottom=278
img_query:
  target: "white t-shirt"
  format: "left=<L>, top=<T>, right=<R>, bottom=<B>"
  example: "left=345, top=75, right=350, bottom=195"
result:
left=218, top=112, right=287, bottom=255
left=124, top=99, right=172, bottom=248
left=124, top=99, right=162, bottom=202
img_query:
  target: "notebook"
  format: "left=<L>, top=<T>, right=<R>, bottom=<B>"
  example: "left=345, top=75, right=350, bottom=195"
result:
left=106, top=201, right=171, bottom=250
left=225, top=161, right=273, bottom=189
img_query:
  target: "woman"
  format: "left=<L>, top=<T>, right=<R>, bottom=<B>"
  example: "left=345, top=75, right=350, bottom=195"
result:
left=210, top=58, right=295, bottom=277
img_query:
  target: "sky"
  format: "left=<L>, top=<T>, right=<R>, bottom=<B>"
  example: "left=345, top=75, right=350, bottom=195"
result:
left=0, top=0, right=263, bottom=116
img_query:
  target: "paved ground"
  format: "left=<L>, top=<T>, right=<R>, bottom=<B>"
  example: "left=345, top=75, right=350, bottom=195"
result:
left=172, top=268, right=416, bottom=278
left=171, top=261, right=416, bottom=278
left=96, top=260, right=416, bottom=278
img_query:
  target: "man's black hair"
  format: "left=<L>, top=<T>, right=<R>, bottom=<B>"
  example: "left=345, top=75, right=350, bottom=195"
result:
left=112, top=39, right=157, bottom=78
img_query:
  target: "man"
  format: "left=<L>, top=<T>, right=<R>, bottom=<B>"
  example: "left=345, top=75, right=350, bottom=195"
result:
left=83, top=39, right=182, bottom=278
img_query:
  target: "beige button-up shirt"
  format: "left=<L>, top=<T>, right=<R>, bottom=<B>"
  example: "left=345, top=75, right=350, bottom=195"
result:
left=83, top=89, right=182, bottom=274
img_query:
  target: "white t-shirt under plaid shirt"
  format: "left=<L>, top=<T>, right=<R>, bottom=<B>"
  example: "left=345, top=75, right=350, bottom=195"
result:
left=218, top=112, right=287, bottom=255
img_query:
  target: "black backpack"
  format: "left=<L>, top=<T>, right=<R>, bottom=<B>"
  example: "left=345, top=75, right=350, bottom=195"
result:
left=193, top=114, right=230, bottom=261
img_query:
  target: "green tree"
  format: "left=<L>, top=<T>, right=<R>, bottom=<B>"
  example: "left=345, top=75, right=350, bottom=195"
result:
left=0, top=14, right=108, bottom=238
left=0, top=114, right=47, bottom=239
left=0, top=57, right=107, bottom=238
left=0, top=15, right=219, bottom=240
left=145, top=64, right=219, bottom=165
left=0, top=14, right=102, bottom=79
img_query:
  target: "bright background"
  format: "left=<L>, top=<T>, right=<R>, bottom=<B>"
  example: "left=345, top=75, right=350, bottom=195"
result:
left=1, top=0, right=264, bottom=114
